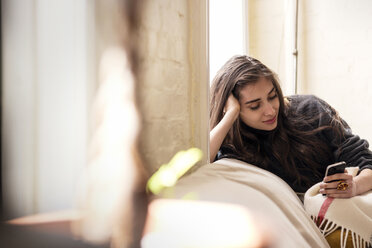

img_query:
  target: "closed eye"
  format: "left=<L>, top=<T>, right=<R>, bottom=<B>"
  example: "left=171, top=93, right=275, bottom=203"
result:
left=249, top=104, right=260, bottom=110
left=247, top=88, right=277, bottom=111
left=268, top=93, right=278, bottom=101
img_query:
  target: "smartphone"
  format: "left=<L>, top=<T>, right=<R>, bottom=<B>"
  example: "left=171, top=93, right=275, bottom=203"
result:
left=322, top=161, right=347, bottom=196
left=325, top=161, right=347, bottom=178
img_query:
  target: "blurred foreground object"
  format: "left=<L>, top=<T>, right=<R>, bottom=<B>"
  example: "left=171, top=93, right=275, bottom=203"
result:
left=73, top=0, right=147, bottom=247
left=142, top=199, right=270, bottom=248
left=73, top=47, right=140, bottom=246
left=2, top=210, right=107, bottom=248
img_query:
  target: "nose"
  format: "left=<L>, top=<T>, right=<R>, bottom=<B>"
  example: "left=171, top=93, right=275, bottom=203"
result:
left=263, top=102, right=276, bottom=116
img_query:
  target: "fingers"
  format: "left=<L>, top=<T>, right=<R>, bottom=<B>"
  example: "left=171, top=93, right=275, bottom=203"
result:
left=323, top=173, right=352, bottom=183
left=319, top=179, right=352, bottom=191
left=319, top=181, right=341, bottom=190
left=322, top=183, right=354, bottom=198
left=319, top=175, right=355, bottom=198
left=224, top=94, right=240, bottom=115
left=324, top=192, right=353, bottom=199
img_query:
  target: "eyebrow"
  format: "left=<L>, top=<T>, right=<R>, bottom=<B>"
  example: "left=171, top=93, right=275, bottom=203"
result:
left=244, top=87, right=276, bottom=105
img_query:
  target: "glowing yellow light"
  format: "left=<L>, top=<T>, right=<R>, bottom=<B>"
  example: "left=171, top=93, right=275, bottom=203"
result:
left=147, top=148, right=203, bottom=195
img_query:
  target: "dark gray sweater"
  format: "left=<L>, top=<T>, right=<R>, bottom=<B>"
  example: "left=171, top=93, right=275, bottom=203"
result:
left=217, top=94, right=372, bottom=193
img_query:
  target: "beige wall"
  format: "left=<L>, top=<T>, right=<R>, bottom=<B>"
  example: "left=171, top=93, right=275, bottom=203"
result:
left=298, top=0, right=372, bottom=143
left=247, top=0, right=288, bottom=88
left=137, top=0, right=372, bottom=173
left=138, top=0, right=208, bottom=172
left=247, top=0, right=372, bottom=143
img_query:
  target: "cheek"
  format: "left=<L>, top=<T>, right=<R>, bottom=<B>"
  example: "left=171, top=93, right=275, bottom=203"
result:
left=240, top=110, right=261, bottom=124
left=274, top=99, right=280, bottom=110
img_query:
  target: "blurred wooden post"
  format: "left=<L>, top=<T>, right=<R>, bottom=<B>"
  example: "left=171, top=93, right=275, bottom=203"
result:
left=73, top=1, right=147, bottom=247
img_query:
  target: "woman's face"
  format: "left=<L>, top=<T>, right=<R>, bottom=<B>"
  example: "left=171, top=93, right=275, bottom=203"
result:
left=238, top=77, right=280, bottom=131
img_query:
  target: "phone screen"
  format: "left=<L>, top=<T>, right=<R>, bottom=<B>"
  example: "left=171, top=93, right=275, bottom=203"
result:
left=325, top=161, right=347, bottom=177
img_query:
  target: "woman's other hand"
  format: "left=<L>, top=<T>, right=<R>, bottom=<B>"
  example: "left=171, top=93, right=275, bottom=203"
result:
left=319, top=172, right=357, bottom=198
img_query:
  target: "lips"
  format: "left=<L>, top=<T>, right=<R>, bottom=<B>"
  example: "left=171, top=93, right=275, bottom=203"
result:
left=263, top=116, right=277, bottom=124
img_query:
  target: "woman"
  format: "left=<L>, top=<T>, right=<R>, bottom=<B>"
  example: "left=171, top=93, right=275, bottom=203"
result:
left=210, top=55, right=372, bottom=198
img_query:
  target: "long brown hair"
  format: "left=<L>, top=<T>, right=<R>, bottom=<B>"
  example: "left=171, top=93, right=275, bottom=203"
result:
left=210, top=55, right=345, bottom=189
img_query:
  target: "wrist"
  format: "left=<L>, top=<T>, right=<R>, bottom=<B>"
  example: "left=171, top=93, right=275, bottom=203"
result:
left=354, top=169, right=372, bottom=195
left=224, top=107, right=240, bottom=120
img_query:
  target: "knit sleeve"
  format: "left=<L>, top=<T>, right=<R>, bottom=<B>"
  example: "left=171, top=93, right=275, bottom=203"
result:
left=333, top=134, right=372, bottom=172
left=313, top=96, right=372, bottom=172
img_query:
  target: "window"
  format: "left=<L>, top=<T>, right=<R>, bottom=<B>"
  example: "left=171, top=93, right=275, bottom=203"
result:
left=209, top=0, right=245, bottom=83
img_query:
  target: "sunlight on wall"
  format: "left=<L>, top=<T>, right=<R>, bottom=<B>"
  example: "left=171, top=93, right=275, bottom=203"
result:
left=209, top=0, right=245, bottom=83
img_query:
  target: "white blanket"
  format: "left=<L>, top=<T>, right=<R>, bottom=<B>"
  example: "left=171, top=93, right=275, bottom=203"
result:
left=304, top=167, right=372, bottom=248
left=162, top=158, right=329, bottom=248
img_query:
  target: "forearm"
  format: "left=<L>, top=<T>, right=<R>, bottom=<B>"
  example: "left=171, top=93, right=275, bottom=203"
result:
left=209, top=110, right=239, bottom=162
left=355, top=168, right=372, bottom=195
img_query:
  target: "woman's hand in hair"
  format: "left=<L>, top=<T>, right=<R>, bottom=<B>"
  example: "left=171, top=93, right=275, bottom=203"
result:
left=223, top=94, right=240, bottom=119
left=209, top=94, right=240, bottom=162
